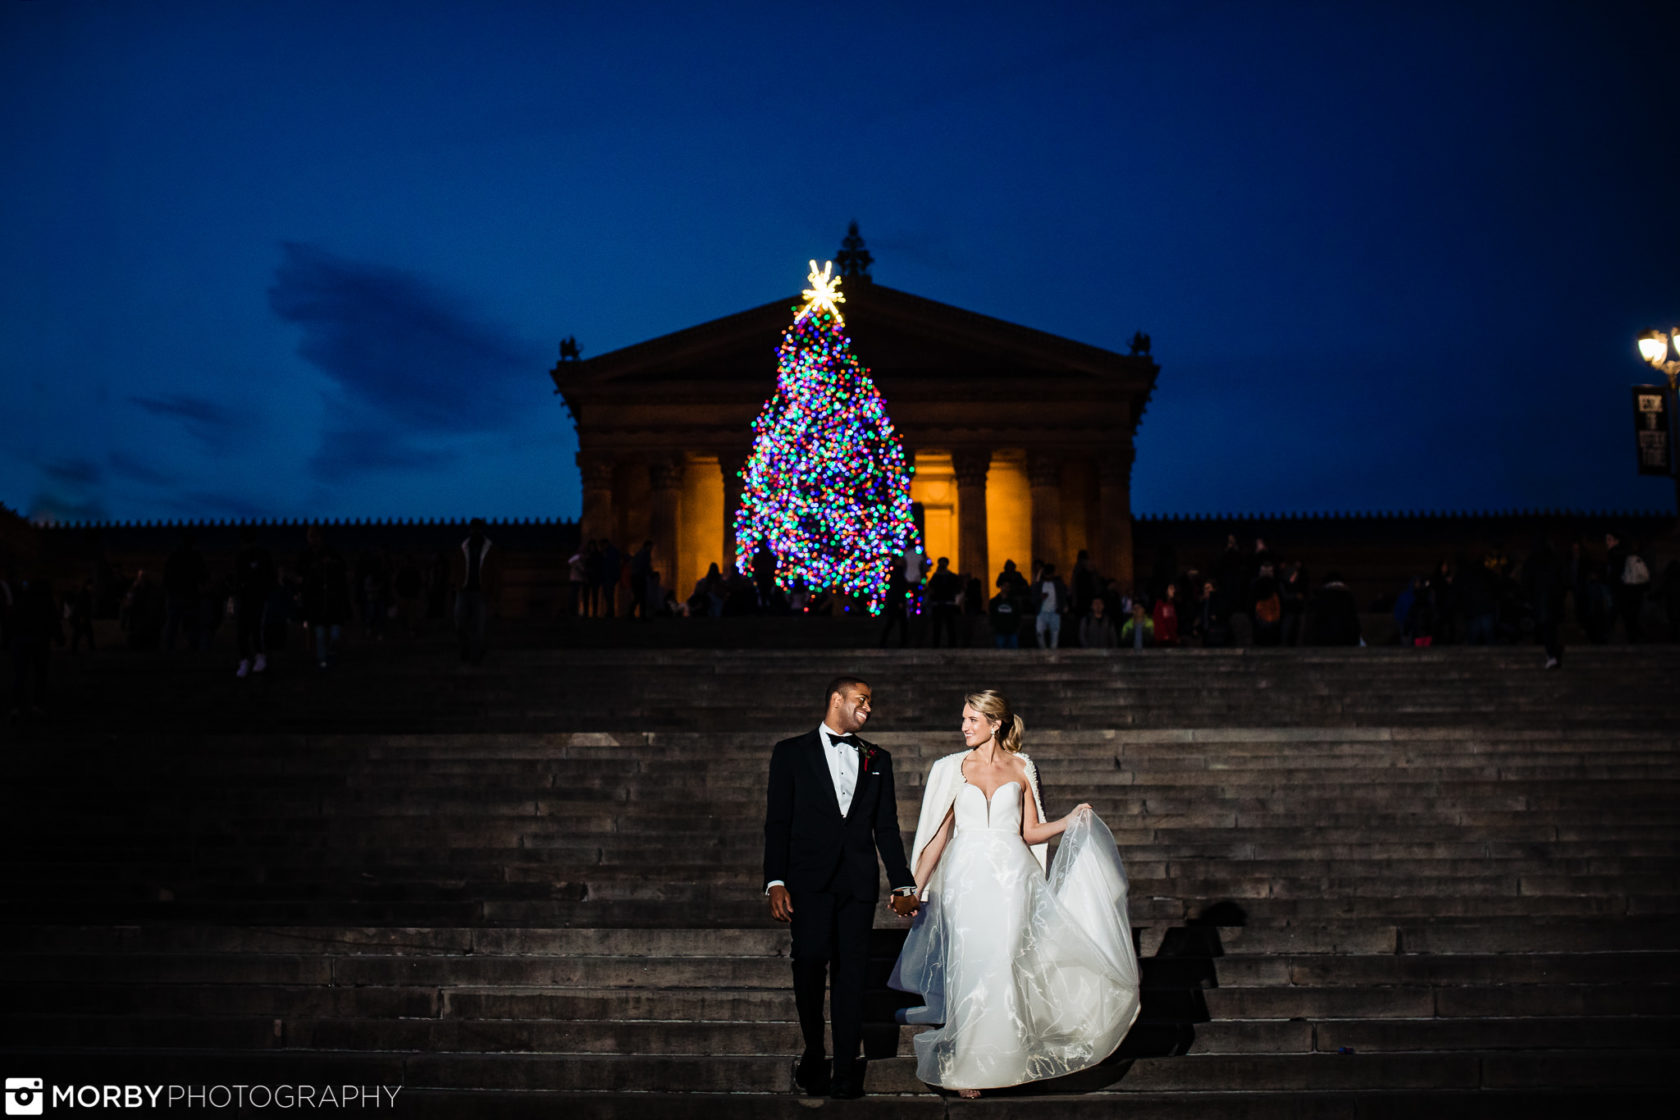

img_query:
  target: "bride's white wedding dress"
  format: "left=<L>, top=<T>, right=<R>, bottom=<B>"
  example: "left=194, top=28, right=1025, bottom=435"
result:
left=888, top=753, right=1140, bottom=1090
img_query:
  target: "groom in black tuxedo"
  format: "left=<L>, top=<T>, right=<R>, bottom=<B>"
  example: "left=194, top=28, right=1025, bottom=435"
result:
left=764, top=676, right=917, bottom=1099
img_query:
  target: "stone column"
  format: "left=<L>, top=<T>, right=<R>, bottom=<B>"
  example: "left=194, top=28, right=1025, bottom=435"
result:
left=578, top=450, right=615, bottom=547
left=1096, top=447, right=1136, bottom=590
left=1028, top=452, right=1063, bottom=572
left=952, top=449, right=991, bottom=586
left=719, top=450, right=747, bottom=572
left=649, top=456, right=685, bottom=589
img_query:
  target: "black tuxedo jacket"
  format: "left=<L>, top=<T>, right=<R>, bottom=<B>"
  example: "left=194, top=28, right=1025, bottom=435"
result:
left=764, top=729, right=915, bottom=901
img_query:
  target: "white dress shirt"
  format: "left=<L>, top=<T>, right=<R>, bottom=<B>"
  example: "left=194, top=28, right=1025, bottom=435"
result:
left=819, top=721, right=860, bottom=816
left=766, top=723, right=860, bottom=893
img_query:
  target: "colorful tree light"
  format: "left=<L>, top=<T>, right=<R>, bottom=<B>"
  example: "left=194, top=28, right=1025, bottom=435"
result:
left=734, top=260, right=921, bottom=614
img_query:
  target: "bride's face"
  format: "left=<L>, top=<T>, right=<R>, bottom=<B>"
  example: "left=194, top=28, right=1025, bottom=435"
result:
left=960, top=705, right=996, bottom=747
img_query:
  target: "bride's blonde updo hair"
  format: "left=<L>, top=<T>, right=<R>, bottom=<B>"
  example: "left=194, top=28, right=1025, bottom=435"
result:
left=965, top=689, right=1025, bottom=754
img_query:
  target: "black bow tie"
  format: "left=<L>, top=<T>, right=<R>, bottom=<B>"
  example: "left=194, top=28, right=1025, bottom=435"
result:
left=830, top=734, right=861, bottom=750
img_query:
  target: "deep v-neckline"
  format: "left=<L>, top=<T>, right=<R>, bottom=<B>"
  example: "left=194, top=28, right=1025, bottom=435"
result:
left=961, top=779, right=1021, bottom=805
left=960, top=779, right=1021, bottom=829
left=960, top=754, right=1023, bottom=804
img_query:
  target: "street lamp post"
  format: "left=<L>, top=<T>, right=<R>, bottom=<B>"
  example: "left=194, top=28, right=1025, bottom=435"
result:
left=1635, top=327, right=1680, bottom=522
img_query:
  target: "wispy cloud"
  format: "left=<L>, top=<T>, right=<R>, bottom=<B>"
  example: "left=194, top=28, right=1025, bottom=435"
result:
left=39, top=458, right=102, bottom=488
left=127, top=392, right=247, bottom=453
left=268, top=241, right=540, bottom=483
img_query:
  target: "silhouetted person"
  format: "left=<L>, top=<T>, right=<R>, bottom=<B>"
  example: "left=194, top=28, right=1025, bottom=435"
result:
left=1118, top=600, right=1152, bottom=650
left=1251, top=561, right=1282, bottom=647
left=1606, top=532, right=1648, bottom=643
left=996, top=558, right=1027, bottom=598
left=879, top=554, right=911, bottom=647
left=1305, top=572, right=1362, bottom=646
left=1460, top=558, right=1498, bottom=645
left=600, top=540, right=622, bottom=619
left=1194, top=578, right=1231, bottom=648
left=1032, top=563, right=1070, bottom=649
left=1071, top=550, right=1098, bottom=626
left=1152, top=582, right=1181, bottom=647
left=298, top=525, right=351, bottom=670
left=630, top=540, right=654, bottom=620
left=9, top=574, right=61, bottom=721
left=1215, top=534, right=1245, bottom=617
left=925, top=557, right=962, bottom=647
left=1428, top=560, right=1460, bottom=645
left=1523, top=536, right=1567, bottom=669
left=1406, top=574, right=1439, bottom=647
left=1278, top=563, right=1307, bottom=647
left=234, top=526, right=276, bottom=677
left=752, top=541, right=779, bottom=614
left=453, top=517, right=498, bottom=665
left=989, top=588, right=1022, bottom=648
left=721, top=563, right=755, bottom=616
left=582, top=540, right=604, bottom=618
left=567, top=543, right=587, bottom=617
left=162, top=531, right=208, bottom=652
left=691, top=561, right=725, bottom=618
left=1081, top=597, right=1118, bottom=649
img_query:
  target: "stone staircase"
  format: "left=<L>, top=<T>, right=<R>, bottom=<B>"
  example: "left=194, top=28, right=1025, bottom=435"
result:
left=3, top=642, right=1678, bottom=1115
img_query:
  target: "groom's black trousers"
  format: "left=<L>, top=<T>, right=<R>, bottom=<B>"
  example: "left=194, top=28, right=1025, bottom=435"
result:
left=789, top=884, right=874, bottom=1069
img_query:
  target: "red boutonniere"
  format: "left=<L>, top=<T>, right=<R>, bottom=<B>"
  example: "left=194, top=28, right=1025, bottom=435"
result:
left=860, top=743, right=879, bottom=771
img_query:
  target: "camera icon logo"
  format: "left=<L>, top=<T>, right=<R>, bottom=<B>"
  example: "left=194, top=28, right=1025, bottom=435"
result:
left=4, top=1078, right=43, bottom=1116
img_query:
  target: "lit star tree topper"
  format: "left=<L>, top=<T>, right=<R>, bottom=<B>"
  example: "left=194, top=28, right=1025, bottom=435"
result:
left=734, top=259, right=922, bottom=614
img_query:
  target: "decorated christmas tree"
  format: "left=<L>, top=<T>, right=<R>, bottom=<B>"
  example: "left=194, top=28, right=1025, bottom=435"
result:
left=734, top=260, right=921, bottom=615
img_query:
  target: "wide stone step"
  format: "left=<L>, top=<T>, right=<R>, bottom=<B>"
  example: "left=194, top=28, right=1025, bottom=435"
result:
left=10, top=1011, right=1671, bottom=1060
left=15, top=854, right=1675, bottom=889
left=4, top=950, right=1669, bottom=991
left=23, top=777, right=1680, bottom=806
left=5, top=917, right=1670, bottom=958
left=12, top=891, right=1673, bottom=927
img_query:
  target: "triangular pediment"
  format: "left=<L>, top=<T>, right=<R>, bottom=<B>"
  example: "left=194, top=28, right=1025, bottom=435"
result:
left=553, top=283, right=1155, bottom=398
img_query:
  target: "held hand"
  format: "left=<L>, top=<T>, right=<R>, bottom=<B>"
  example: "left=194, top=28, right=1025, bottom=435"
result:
left=1065, top=803, right=1093, bottom=824
left=889, top=893, right=919, bottom=919
left=768, top=884, right=794, bottom=923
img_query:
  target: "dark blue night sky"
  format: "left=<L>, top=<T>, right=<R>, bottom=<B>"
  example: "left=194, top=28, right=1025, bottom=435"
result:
left=4, top=0, right=1677, bottom=525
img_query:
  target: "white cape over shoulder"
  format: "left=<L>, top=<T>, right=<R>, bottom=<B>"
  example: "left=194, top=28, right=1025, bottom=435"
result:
left=888, top=749, right=1140, bottom=1090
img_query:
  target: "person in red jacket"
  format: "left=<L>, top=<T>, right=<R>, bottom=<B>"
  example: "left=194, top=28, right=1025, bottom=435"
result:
left=1151, top=582, right=1181, bottom=647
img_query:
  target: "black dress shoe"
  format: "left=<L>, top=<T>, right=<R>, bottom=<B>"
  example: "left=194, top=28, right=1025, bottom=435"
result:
left=829, top=1066, right=864, bottom=1099
left=794, top=1051, right=830, bottom=1095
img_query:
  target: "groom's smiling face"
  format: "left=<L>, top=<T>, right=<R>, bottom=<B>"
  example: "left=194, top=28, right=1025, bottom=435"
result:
left=831, top=684, right=872, bottom=734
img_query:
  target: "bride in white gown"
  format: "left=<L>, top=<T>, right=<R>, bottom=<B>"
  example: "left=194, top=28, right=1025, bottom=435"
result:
left=888, top=690, right=1140, bottom=1097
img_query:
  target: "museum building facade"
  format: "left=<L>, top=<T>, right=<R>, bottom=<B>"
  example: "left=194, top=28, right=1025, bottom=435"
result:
left=549, top=236, right=1160, bottom=598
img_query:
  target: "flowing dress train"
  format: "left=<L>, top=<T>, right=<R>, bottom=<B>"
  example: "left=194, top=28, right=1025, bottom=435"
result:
left=888, top=775, right=1140, bottom=1090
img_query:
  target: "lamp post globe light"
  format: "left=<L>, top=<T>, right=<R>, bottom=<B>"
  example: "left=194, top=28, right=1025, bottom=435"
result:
left=1635, top=327, right=1680, bottom=521
left=1637, top=329, right=1680, bottom=381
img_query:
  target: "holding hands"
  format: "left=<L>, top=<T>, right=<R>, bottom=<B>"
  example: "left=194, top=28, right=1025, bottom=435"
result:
left=767, top=883, right=918, bottom=921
